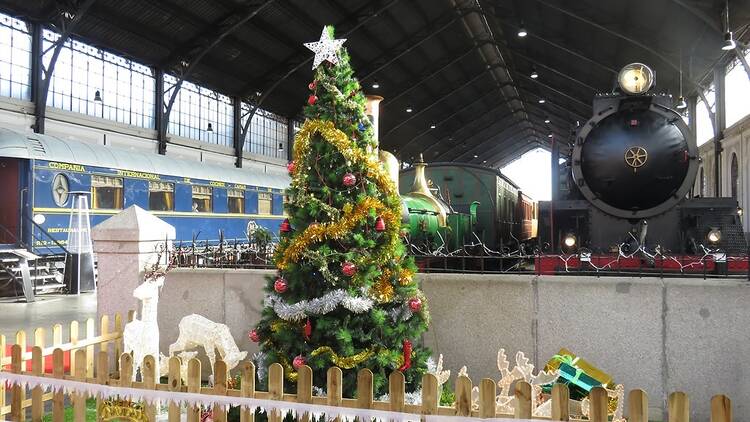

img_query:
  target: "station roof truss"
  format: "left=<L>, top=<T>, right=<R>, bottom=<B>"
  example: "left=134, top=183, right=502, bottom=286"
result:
left=2, top=0, right=748, bottom=166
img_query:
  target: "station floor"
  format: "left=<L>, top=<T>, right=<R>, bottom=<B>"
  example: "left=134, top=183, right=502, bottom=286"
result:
left=0, top=293, right=97, bottom=343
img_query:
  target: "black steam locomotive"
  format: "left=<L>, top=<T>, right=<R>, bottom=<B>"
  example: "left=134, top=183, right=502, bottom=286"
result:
left=539, top=63, right=746, bottom=255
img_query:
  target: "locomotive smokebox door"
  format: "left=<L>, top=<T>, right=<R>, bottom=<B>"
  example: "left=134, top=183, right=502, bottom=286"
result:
left=571, top=95, right=697, bottom=220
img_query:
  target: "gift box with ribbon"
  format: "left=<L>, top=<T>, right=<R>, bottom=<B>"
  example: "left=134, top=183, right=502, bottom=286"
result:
left=544, top=347, right=613, bottom=387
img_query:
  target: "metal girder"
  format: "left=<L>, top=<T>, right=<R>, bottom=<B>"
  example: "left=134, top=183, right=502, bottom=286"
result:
left=161, top=0, right=277, bottom=70
left=382, top=45, right=477, bottom=107
left=458, top=126, right=536, bottom=162
left=421, top=102, right=518, bottom=156
left=448, top=119, right=532, bottom=161
left=33, top=0, right=98, bottom=134
left=500, top=47, right=600, bottom=93
left=513, top=72, right=592, bottom=111
left=520, top=96, right=579, bottom=126
left=532, top=0, right=705, bottom=84
left=431, top=109, right=523, bottom=160
left=381, top=68, right=496, bottom=139
left=155, top=0, right=276, bottom=67
left=452, top=0, right=530, bottom=131
left=159, top=0, right=276, bottom=156
left=391, top=87, right=505, bottom=155
left=480, top=128, right=540, bottom=161
left=492, top=15, right=618, bottom=75
left=517, top=87, right=588, bottom=121
left=669, top=0, right=722, bottom=33
left=735, top=45, right=750, bottom=83
left=359, top=10, right=462, bottom=81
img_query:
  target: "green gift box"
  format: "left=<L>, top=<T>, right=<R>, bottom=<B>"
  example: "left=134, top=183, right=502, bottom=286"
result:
left=558, top=361, right=606, bottom=392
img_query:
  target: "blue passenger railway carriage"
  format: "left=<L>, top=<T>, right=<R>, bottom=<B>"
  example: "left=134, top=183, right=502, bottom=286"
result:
left=0, top=128, right=290, bottom=255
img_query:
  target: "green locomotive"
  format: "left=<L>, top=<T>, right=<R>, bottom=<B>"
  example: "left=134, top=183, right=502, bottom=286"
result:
left=398, top=157, right=537, bottom=254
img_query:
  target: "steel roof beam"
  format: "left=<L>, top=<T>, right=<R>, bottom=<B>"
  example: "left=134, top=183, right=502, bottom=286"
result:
left=513, top=72, right=592, bottom=111
left=516, top=87, right=588, bottom=121
left=455, top=126, right=536, bottom=162
left=500, top=47, right=600, bottom=93
left=491, top=15, right=618, bottom=75
left=420, top=102, right=519, bottom=156
left=359, top=10, right=462, bottom=81
left=669, top=0, right=722, bottom=33
left=431, top=110, right=524, bottom=160
left=382, top=45, right=477, bottom=107
left=390, top=87, right=509, bottom=155
left=479, top=129, right=542, bottom=161
left=382, top=68, right=496, bottom=138
left=531, top=0, right=705, bottom=85
left=161, top=0, right=277, bottom=71
left=445, top=119, right=532, bottom=161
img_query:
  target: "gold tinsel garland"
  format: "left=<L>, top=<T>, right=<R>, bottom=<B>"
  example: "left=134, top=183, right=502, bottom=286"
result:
left=311, top=346, right=375, bottom=369
left=290, top=119, right=397, bottom=197
left=277, top=196, right=399, bottom=270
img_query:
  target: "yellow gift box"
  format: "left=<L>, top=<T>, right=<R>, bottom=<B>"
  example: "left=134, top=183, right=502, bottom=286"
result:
left=544, top=347, right=614, bottom=387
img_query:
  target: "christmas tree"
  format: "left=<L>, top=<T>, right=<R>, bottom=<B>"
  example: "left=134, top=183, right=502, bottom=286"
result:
left=250, top=26, right=430, bottom=396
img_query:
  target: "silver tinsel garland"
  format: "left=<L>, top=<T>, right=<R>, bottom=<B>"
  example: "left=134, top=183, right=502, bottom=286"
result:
left=265, top=290, right=373, bottom=322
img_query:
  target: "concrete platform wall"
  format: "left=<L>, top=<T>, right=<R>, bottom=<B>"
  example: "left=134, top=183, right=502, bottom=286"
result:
left=156, top=269, right=750, bottom=420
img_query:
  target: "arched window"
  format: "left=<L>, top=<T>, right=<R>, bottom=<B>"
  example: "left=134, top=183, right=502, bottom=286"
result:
left=699, top=167, right=705, bottom=197
left=731, top=153, right=739, bottom=199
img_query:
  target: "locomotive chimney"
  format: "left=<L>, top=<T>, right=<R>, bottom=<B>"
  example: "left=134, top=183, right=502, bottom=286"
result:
left=365, top=95, right=384, bottom=144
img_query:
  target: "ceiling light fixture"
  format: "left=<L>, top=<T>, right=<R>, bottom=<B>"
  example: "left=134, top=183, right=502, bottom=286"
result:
left=430, top=124, right=436, bottom=129
left=530, top=66, right=538, bottom=79
left=278, top=142, right=284, bottom=151
left=538, top=98, right=546, bottom=104
left=473, top=154, right=478, bottom=158
left=548, top=133, right=553, bottom=138
left=722, top=0, right=736, bottom=50
left=406, top=106, right=413, bottom=113
left=517, top=21, right=528, bottom=38
left=93, top=90, right=102, bottom=102
left=372, top=80, right=380, bottom=89
left=206, top=123, right=214, bottom=132
left=544, top=117, right=550, bottom=124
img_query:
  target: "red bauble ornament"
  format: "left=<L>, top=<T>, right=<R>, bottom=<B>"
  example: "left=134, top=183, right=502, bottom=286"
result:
left=280, top=219, right=291, bottom=233
left=287, top=161, right=296, bottom=174
left=274, top=277, right=288, bottom=293
left=408, top=297, right=422, bottom=312
left=399, top=339, right=412, bottom=372
left=308, top=81, right=317, bottom=90
left=303, top=319, right=312, bottom=340
left=248, top=329, right=260, bottom=343
left=342, top=172, right=356, bottom=187
left=375, top=217, right=386, bottom=232
left=307, top=95, right=318, bottom=105
left=293, top=355, right=306, bottom=370
left=341, top=261, right=356, bottom=277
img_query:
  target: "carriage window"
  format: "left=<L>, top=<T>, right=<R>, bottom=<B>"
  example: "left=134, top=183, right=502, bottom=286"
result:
left=228, top=188, right=245, bottom=214
left=192, top=185, right=212, bottom=212
left=91, top=175, right=123, bottom=209
left=149, top=181, right=174, bottom=211
left=258, top=191, right=272, bottom=215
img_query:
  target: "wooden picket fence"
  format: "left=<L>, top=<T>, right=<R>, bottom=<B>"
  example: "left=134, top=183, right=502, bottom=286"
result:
left=0, top=312, right=131, bottom=420
left=0, top=314, right=735, bottom=421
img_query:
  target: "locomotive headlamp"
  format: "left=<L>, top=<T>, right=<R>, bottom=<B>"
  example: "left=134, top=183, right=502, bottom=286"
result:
left=563, top=233, right=577, bottom=248
left=707, top=228, right=722, bottom=244
left=738, top=207, right=744, bottom=217
left=617, top=63, right=654, bottom=95
left=32, top=214, right=46, bottom=225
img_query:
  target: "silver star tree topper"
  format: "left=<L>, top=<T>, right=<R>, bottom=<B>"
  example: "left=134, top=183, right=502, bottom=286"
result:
left=304, top=27, right=347, bottom=70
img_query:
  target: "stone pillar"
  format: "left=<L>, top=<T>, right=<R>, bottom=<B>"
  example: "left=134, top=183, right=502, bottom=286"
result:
left=92, top=205, right=176, bottom=321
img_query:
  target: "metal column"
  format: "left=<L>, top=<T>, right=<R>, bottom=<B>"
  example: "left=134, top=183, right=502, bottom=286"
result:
left=233, top=96, right=243, bottom=168
left=155, top=69, right=166, bottom=155
left=287, top=119, right=295, bottom=162
left=30, top=23, right=44, bottom=134
left=714, top=64, right=727, bottom=197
